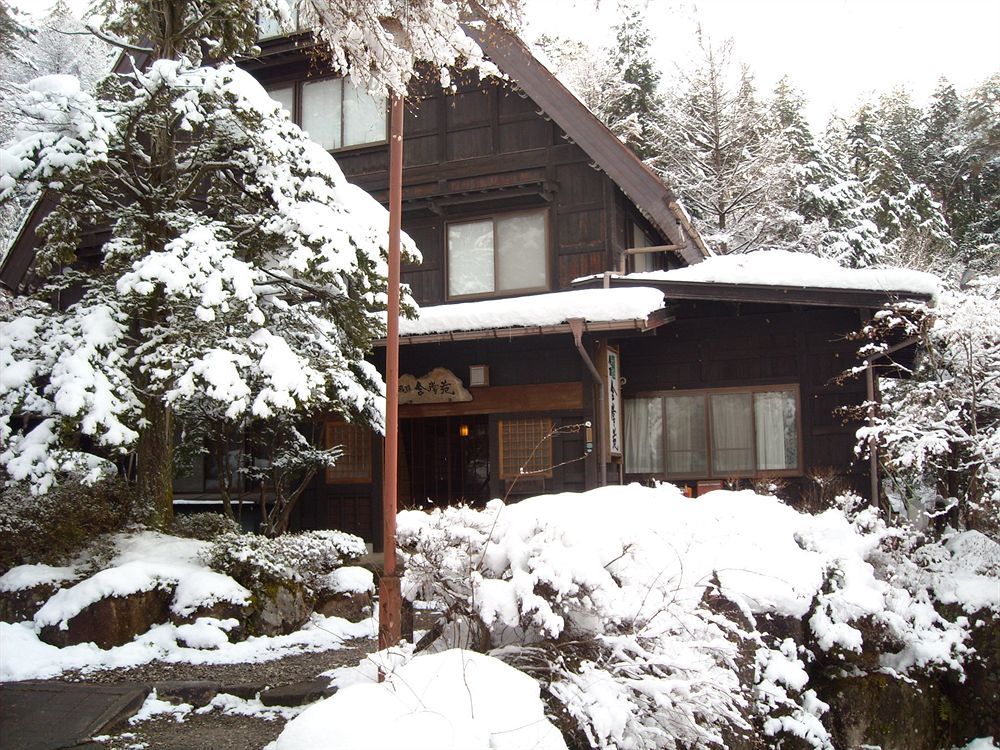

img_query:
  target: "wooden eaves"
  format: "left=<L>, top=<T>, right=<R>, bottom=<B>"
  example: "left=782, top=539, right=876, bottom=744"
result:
left=574, top=276, right=935, bottom=309
left=377, top=308, right=673, bottom=346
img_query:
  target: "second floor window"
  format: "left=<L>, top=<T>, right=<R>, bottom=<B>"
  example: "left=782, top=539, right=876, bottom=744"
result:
left=447, top=210, right=548, bottom=299
left=267, top=78, right=387, bottom=151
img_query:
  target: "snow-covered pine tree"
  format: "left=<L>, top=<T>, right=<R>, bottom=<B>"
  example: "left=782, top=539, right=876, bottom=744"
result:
left=658, top=30, right=776, bottom=254
left=0, top=0, right=113, bottom=260
left=0, top=0, right=519, bottom=528
left=954, top=74, right=1000, bottom=275
left=600, top=2, right=667, bottom=165
left=845, top=101, right=953, bottom=268
left=764, top=76, right=884, bottom=267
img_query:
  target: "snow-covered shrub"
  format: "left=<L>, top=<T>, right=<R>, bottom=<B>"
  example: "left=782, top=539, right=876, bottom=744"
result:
left=399, top=485, right=995, bottom=749
left=855, top=279, right=1000, bottom=536
left=399, top=491, right=754, bottom=748
left=170, top=512, right=240, bottom=541
left=206, top=529, right=366, bottom=594
left=0, top=475, right=132, bottom=572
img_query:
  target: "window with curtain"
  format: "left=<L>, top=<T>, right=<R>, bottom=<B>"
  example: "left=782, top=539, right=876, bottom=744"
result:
left=624, top=386, right=800, bottom=478
left=447, top=211, right=548, bottom=298
left=266, top=78, right=387, bottom=151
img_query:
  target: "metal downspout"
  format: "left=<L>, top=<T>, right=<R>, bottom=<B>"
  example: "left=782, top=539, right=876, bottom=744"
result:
left=569, top=318, right=606, bottom=487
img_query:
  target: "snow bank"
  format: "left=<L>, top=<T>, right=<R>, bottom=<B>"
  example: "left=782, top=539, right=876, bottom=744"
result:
left=268, top=649, right=567, bottom=750
left=0, top=613, right=374, bottom=682
left=626, top=249, right=940, bottom=297
left=399, top=287, right=665, bottom=336
left=0, top=564, right=77, bottom=592
left=32, top=531, right=251, bottom=629
left=0, top=528, right=377, bottom=682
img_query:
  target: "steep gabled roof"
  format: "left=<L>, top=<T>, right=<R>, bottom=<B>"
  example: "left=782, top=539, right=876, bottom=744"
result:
left=462, top=14, right=709, bottom=265
left=1, top=16, right=709, bottom=293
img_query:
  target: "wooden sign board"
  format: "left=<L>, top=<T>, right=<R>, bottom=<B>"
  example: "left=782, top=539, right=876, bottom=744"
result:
left=399, top=367, right=473, bottom=405
left=599, top=344, right=623, bottom=459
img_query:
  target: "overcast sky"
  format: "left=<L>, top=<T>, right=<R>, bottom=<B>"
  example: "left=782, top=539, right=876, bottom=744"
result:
left=523, top=0, right=1000, bottom=128
left=12, top=0, right=1000, bottom=129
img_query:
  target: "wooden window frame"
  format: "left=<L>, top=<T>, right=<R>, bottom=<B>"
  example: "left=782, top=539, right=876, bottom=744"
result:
left=626, top=384, right=803, bottom=480
left=325, top=420, right=373, bottom=484
left=498, top=417, right=554, bottom=480
left=266, top=77, right=388, bottom=152
left=445, top=209, right=550, bottom=301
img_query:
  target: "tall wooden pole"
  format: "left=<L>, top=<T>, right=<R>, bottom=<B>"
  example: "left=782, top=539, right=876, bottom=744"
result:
left=379, top=92, right=404, bottom=651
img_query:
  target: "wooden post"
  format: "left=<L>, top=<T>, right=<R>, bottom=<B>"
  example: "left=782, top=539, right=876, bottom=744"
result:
left=379, top=92, right=404, bottom=652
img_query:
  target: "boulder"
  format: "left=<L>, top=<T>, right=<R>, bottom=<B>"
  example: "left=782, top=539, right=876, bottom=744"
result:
left=315, top=590, right=372, bottom=622
left=39, top=587, right=174, bottom=649
left=0, top=582, right=61, bottom=623
left=249, top=581, right=314, bottom=637
left=816, top=672, right=952, bottom=750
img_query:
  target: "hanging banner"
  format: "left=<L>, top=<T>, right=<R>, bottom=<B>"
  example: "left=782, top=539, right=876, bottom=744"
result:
left=398, top=367, right=473, bottom=404
left=605, top=346, right=622, bottom=458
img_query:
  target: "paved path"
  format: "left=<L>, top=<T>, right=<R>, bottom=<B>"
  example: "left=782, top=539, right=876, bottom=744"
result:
left=0, top=680, right=149, bottom=750
left=0, top=677, right=336, bottom=750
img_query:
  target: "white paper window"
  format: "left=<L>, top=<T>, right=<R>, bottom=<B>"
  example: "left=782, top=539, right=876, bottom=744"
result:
left=267, top=85, right=295, bottom=117
left=295, top=78, right=386, bottom=151
left=302, top=78, right=342, bottom=150
left=754, top=391, right=798, bottom=470
left=448, top=211, right=547, bottom=298
left=343, top=82, right=388, bottom=147
left=448, top=220, right=495, bottom=296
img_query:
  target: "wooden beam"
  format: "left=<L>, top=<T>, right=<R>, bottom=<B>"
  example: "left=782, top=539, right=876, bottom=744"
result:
left=399, top=382, right=583, bottom=418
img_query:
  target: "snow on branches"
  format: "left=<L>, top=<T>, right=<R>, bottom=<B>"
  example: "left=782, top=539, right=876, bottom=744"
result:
left=0, top=58, right=415, bottom=501
left=856, top=277, right=1000, bottom=533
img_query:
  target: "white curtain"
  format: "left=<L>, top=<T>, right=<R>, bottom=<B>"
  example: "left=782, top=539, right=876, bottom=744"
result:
left=664, top=394, right=707, bottom=474
left=754, top=391, right=798, bottom=470
left=624, top=398, right=663, bottom=473
left=710, top=393, right=754, bottom=473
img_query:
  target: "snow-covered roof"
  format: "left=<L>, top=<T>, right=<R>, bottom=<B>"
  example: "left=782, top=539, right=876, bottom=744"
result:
left=398, top=287, right=666, bottom=338
left=625, top=250, right=940, bottom=298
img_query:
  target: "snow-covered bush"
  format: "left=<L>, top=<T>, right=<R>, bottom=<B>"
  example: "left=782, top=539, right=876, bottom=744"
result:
left=398, top=485, right=995, bottom=749
left=206, top=529, right=366, bottom=594
left=170, top=512, right=240, bottom=541
left=855, top=277, right=1000, bottom=536
left=0, top=474, right=132, bottom=572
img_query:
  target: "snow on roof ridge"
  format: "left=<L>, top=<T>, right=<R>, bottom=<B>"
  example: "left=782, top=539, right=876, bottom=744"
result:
left=398, top=287, right=665, bottom=336
left=627, top=249, right=940, bottom=297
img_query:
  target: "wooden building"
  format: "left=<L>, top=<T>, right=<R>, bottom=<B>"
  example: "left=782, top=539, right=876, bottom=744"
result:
left=0, top=15, right=934, bottom=548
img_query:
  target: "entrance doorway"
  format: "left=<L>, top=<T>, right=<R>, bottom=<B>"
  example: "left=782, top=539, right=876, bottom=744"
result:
left=398, top=415, right=490, bottom=509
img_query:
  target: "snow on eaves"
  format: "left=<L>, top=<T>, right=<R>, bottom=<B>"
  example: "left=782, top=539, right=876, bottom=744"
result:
left=397, top=287, right=665, bottom=337
left=626, top=250, right=940, bottom=297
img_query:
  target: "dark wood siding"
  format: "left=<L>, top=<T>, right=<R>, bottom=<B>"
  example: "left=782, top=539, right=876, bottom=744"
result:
left=616, top=303, right=869, bottom=502
left=250, top=55, right=659, bottom=308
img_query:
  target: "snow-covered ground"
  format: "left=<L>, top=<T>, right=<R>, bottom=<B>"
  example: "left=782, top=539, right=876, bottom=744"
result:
left=2, top=487, right=996, bottom=749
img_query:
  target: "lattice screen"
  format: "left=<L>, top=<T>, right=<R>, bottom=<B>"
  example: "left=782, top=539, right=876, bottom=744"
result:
left=325, top=421, right=372, bottom=483
left=499, top=418, right=553, bottom=479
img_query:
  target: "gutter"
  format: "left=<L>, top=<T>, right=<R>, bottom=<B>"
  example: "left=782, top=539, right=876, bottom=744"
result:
left=568, top=318, right=606, bottom=487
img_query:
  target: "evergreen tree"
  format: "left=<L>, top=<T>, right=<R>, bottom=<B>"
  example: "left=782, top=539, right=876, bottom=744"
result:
left=659, top=30, right=776, bottom=254
left=763, top=76, right=884, bottom=266
left=955, top=74, right=1000, bottom=274
left=601, top=2, right=667, bottom=164
left=0, top=0, right=519, bottom=526
left=0, top=1, right=112, bottom=259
